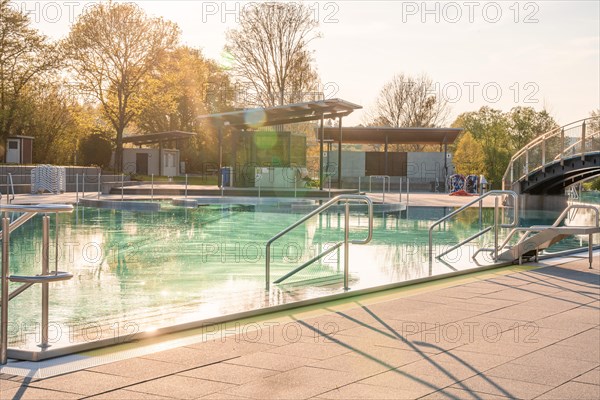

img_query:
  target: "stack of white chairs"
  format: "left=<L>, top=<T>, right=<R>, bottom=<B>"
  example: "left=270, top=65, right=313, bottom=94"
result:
left=31, top=165, right=66, bottom=194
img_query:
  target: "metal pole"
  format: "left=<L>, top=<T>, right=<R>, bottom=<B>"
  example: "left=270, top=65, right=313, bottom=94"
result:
left=121, top=174, right=124, bottom=201
left=406, top=178, right=410, bottom=204
left=581, top=121, right=586, bottom=161
left=258, top=177, right=261, bottom=199
left=358, top=176, right=361, bottom=192
left=494, top=197, right=499, bottom=261
left=75, top=173, right=79, bottom=204
left=1, top=216, right=10, bottom=364
left=294, top=175, right=297, bottom=198
left=589, top=233, right=593, bottom=269
left=41, top=215, right=50, bottom=348
left=265, top=246, right=270, bottom=290
left=382, top=177, right=386, bottom=203
left=97, top=172, right=101, bottom=200
left=344, top=201, right=350, bottom=290
left=185, top=174, right=188, bottom=199
left=82, top=173, right=85, bottom=198
left=328, top=176, right=332, bottom=198
left=399, top=177, right=402, bottom=202
left=151, top=174, right=154, bottom=201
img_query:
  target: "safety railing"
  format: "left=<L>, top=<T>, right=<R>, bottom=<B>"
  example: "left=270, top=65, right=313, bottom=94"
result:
left=474, top=204, right=599, bottom=265
left=503, top=117, right=600, bottom=190
left=428, top=190, right=519, bottom=263
left=1, top=204, right=74, bottom=364
left=265, top=195, right=373, bottom=290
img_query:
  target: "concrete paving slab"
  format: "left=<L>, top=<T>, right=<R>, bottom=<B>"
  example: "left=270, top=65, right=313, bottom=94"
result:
left=218, top=379, right=329, bottom=400
left=178, top=362, right=278, bottom=385
left=573, top=367, right=600, bottom=386
left=0, top=386, right=81, bottom=399
left=86, top=356, right=188, bottom=380
left=263, top=366, right=363, bottom=389
left=315, top=382, right=421, bottom=399
left=224, top=352, right=316, bottom=372
left=535, top=381, right=600, bottom=400
left=86, top=388, right=174, bottom=399
left=27, top=370, right=136, bottom=396
left=485, top=360, right=598, bottom=387
left=451, top=375, right=552, bottom=399
left=126, top=375, right=233, bottom=399
left=264, top=341, right=352, bottom=360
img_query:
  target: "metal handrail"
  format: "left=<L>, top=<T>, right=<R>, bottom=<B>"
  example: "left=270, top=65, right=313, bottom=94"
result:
left=475, top=204, right=599, bottom=263
left=428, top=190, right=519, bottom=263
left=369, top=175, right=390, bottom=203
left=6, top=173, right=15, bottom=204
left=265, top=195, right=373, bottom=290
left=557, top=129, right=600, bottom=160
left=503, top=116, right=599, bottom=190
left=1, top=204, right=74, bottom=364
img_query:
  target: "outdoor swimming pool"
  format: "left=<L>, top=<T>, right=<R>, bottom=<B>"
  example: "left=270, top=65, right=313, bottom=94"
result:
left=4, top=202, right=595, bottom=353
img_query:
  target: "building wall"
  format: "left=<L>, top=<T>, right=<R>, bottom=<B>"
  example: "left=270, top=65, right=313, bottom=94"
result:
left=122, top=149, right=159, bottom=175
left=325, top=151, right=366, bottom=177
left=407, top=152, right=454, bottom=181
left=326, top=151, right=453, bottom=181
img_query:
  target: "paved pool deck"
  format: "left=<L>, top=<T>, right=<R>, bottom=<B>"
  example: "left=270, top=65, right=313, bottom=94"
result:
left=1, top=255, right=598, bottom=400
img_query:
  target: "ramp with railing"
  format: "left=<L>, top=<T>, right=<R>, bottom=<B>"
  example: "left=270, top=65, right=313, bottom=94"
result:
left=503, top=117, right=600, bottom=194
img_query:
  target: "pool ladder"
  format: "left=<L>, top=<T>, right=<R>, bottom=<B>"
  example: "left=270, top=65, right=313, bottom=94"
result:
left=0, top=204, right=74, bottom=365
left=428, top=190, right=519, bottom=264
left=265, top=195, right=373, bottom=290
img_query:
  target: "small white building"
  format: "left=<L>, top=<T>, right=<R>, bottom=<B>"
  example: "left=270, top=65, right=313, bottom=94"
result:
left=5, top=136, right=34, bottom=164
left=117, top=131, right=195, bottom=176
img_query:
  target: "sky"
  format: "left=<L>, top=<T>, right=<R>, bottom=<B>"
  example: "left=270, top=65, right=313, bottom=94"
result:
left=15, top=0, right=600, bottom=126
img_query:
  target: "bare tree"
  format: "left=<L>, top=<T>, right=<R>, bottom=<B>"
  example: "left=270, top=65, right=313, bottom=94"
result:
left=368, top=73, right=450, bottom=128
left=64, top=1, right=180, bottom=171
left=365, top=73, right=450, bottom=151
left=225, top=3, right=320, bottom=107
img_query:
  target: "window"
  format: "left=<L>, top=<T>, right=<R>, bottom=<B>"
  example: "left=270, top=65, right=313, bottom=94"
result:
left=8, top=140, right=18, bottom=149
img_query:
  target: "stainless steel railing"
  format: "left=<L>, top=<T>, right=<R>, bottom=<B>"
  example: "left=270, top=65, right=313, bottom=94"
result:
left=428, top=190, right=519, bottom=263
left=265, top=195, right=373, bottom=290
left=0, top=204, right=74, bottom=365
left=502, top=117, right=600, bottom=190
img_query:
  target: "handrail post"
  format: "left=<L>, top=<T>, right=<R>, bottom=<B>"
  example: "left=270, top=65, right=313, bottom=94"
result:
left=82, top=172, right=85, bottom=198
left=265, top=245, right=271, bottom=290
left=369, top=176, right=372, bottom=193
left=97, top=172, right=101, bottom=200
left=1, top=215, right=10, bottom=364
left=581, top=121, right=586, bottom=161
left=382, top=177, right=386, bottom=203
left=358, top=176, right=361, bottom=192
left=121, top=173, right=124, bottom=201
left=328, top=176, right=332, bottom=198
left=41, top=215, right=50, bottom=349
left=560, top=128, right=565, bottom=165
left=151, top=174, right=154, bottom=201
left=399, top=177, right=402, bottom=202
left=406, top=178, right=410, bottom=204
left=7, top=173, right=14, bottom=204
left=344, top=200, right=350, bottom=290
left=294, top=174, right=297, bottom=198
left=75, top=173, right=79, bottom=204
left=541, top=138, right=546, bottom=172
left=185, top=173, right=188, bottom=199
left=494, top=197, right=499, bottom=261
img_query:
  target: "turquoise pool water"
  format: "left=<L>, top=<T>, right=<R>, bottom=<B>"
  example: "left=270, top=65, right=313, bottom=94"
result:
left=3, top=202, right=594, bottom=350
